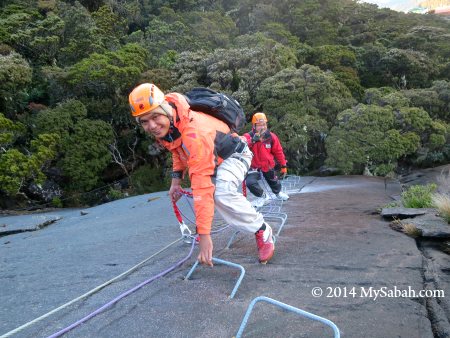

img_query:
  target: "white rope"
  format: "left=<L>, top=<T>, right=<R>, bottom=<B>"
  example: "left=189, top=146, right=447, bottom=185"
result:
left=1, top=237, right=183, bottom=338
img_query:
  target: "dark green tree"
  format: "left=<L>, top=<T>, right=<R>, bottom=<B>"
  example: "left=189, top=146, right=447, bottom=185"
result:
left=255, top=65, right=354, bottom=171
left=66, top=43, right=148, bottom=98
left=57, top=1, right=104, bottom=66
left=33, top=100, right=114, bottom=191
left=0, top=51, right=32, bottom=117
left=380, top=48, right=439, bottom=89
left=1, top=6, right=64, bottom=65
left=307, top=44, right=363, bottom=98
left=61, top=119, right=113, bottom=191
left=0, top=113, right=59, bottom=195
left=325, top=104, right=420, bottom=174
left=256, top=65, right=355, bottom=125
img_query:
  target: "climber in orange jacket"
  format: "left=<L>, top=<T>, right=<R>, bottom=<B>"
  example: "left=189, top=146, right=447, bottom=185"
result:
left=129, top=83, right=275, bottom=265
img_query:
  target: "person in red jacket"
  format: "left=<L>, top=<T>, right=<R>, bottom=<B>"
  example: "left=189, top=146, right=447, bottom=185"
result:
left=244, top=112, right=289, bottom=208
left=129, top=84, right=275, bottom=265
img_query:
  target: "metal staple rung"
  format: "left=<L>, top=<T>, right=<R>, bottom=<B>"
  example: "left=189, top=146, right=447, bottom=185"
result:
left=225, top=230, right=240, bottom=249
left=259, top=205, right=281, bottom=213
left=184, top=257, right=245, bottom=299
left=236, top=296, right=340, bottom=338
left=262, top=212, right=288, bottom=237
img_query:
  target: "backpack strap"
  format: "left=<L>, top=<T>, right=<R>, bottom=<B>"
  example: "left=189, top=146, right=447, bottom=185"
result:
left=168, top=102, right=180, bottom=123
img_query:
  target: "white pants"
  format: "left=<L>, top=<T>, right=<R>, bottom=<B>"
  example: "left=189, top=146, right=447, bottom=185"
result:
left=214, top=143, right=264, bottom=233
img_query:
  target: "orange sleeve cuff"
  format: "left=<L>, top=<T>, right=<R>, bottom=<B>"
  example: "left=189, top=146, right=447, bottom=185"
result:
left=193, top=185, right=215, bottom=235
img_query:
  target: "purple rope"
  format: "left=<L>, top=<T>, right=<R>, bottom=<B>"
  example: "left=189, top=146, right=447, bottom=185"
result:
left=47, top=239, right=196, bottom=338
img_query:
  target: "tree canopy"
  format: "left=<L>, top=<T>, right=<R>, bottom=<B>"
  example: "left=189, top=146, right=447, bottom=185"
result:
left=1, top=0, right=449, bottom=207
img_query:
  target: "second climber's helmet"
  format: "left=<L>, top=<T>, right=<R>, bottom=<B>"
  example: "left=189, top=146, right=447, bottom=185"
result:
left=252, top=112, right=268, bottom=124
left=129, top=83, right=165, bottom=118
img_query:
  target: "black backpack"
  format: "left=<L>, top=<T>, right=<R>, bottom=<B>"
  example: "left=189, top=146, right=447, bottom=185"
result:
left=184, top=87, right=245, bottom=133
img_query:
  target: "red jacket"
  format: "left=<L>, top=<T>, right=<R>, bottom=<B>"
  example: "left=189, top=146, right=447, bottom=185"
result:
left=244, top=130, right=287, bottom=172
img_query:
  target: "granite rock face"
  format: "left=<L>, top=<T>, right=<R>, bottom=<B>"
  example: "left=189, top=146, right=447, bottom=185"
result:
left=1, top=176, right=449, bottom=337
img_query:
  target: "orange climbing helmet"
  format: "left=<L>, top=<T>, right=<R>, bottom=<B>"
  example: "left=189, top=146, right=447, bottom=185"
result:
left=251, top=112, right=268, bottom=124
left=129, top=83, right=165, bottom=118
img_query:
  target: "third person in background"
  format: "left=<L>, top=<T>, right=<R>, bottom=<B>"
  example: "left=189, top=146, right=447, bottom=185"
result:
left=244, top=112, right=289, bottom=208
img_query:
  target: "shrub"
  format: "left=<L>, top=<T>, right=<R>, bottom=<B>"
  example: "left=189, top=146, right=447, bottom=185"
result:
left=402, top=222, right=421, bottom=237
left=432, top=193, right=450, bottom=224
left=437, top=169, right=450, bottom=194
left=107, top=187, right=125, bottom=201
left=401, top=183, right=437, bottom=208
left=130, top=166, right=170, bottom=195
left=51, top=197, right=63, bottom=208
left=383, top=201, right=400, bottom=209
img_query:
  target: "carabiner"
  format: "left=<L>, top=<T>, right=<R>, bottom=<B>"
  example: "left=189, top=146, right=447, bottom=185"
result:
left=179, top=221, right=193, bottom=243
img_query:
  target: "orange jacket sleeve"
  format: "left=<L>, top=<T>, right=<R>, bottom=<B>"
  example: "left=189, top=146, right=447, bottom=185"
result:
left=171, top=148, right=187, bottom=173
left=181, top=126, right=216, bottom=235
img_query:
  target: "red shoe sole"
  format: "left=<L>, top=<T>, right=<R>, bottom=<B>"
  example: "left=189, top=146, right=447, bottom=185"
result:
left=259, top=246, right=275, bottom=264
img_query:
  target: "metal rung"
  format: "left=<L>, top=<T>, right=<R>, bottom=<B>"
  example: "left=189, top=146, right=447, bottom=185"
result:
left=226, top=212, right=286, bottom=248
left=259, top=205, right=281, bottom=213
left=184, top=257, right=245, bottom=299
left=282, top=175, right=301, bottom=184
left=236, top=296, right=340, bottom=338
left=262, top=212, right=287, bottom=237
left=225, top=230, right=240, bottom=249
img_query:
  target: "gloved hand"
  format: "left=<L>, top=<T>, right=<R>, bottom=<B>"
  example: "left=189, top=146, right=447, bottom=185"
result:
left=280, top=166, right=287, bottom=179
left=252, top=133, right=261, bottom=143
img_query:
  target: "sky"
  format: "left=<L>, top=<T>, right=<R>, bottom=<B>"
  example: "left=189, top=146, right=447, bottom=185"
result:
left=360, top=0, right=420, bottom=12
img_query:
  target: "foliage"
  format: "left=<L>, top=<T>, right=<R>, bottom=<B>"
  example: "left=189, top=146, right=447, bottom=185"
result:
left=34, top=99, right=87, bottom=143
left=256, top=65, right=355, bottom=125
left=325, top=104, right=420, bottom=174
left=171, top=34, right=297, bottom=109
left=61, top=119, right=113, bottom=191
left=51, top=196, right=63, bottom=208
left=92, top=5, right=127, bottom=48
left=106, top=187, right=126, bottom=201
left=0, top=6, right=64, bottom=65
left=33, top=100, right=114, bottom=192
left=382, top=200, right=400, bottom=209
left=432, top=193, right=450, bottom=223
left=0, top=51, right=32, bottom=116
left=142, top=7, right=236, bottom=64
left=0, top=127, right=59, bottom=195
left=66, top=43, right=148, bottom=98
left=379, top=48, right=439, bottom=89
left=401, top=183, right=437, bottom=208
left=56, top=1, right=105, bottom=65
left=430, top=80, right=450, bottom=121
left=355, top=43, right=388, bottom=88
left=271, top=113, right=329, bottom=172
left=289, top=0, right=339, bottom=45
left=262, top=22, right=301, bottom=50
left=402, top=88, right=443, bottom=119
left=130, top=165, right=170, bottom=195
left=254, top=65, right=354, bottom=171
left=0, top=112, right=25, bottom=146
left=393, top=26, right=450, bottom=60
left=2, top=0, right=450, bottom=207
left=309, top=45, right=357, bottom=70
